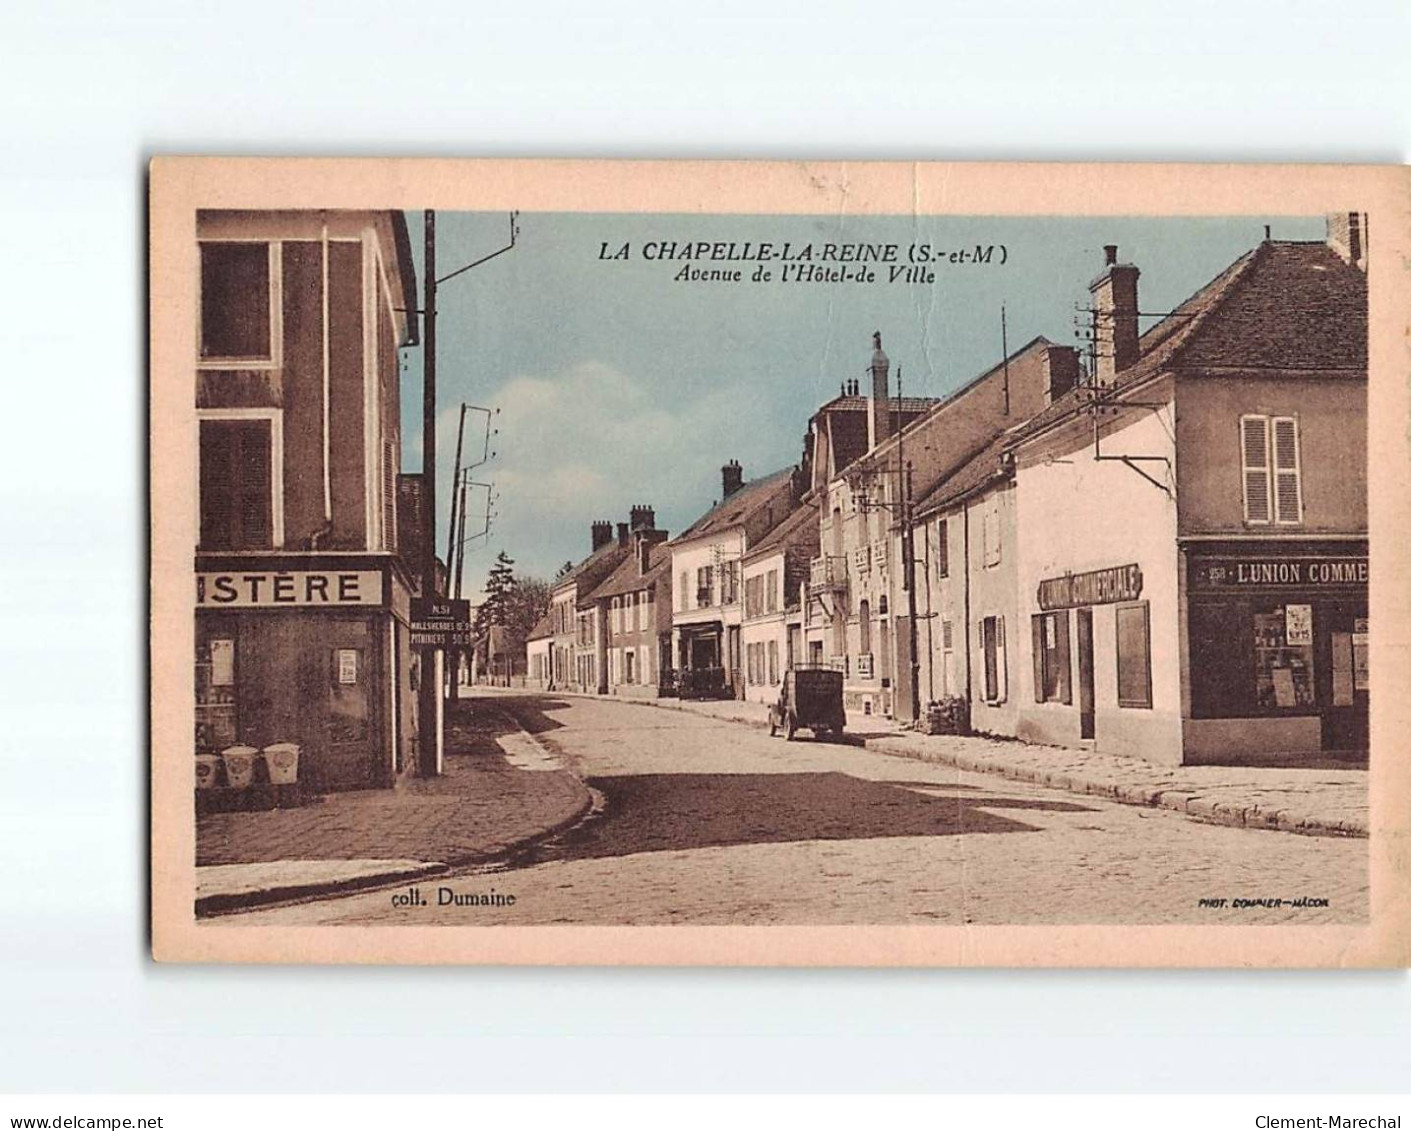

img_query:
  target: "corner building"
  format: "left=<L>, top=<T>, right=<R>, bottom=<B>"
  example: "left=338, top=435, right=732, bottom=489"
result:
left=193, top=209, right=423, bottom=791
left=1011, top=224, right=1367, bottom=764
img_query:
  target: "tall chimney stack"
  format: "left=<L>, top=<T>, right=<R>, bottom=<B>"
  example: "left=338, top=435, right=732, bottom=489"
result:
left=1089, top=246, right=1140, bottom=383
left=868, top=331, right=892, bottom=450
left=590, top=520, right=612, bottom=552
left=722, top=459, right=744, bottom=499
left=629, top=504, right=656, bottom=532
left=616, top=521, right=630, bottom=547
left=1044, top=344, right=1080, bottom=405
left=1327, top=212, right=1368, bottom=271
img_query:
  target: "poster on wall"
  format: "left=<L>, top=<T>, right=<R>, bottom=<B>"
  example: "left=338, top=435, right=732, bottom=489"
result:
left=149, top=157, right=1407, bottom=969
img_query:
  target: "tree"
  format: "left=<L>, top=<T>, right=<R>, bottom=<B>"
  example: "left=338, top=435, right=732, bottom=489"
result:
left=503, top=576, right=552, bottom=652
left=476, top=551, right=516, bottom=633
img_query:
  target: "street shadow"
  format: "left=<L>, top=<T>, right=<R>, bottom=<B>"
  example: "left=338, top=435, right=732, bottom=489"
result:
left=518, top=772, right=1093, bottom=865
left=488, top=694, right=571, bottom=735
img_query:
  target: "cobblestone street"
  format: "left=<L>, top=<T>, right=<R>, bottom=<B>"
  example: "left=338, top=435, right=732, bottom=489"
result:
left=236, top=691, right=1368, bottom=927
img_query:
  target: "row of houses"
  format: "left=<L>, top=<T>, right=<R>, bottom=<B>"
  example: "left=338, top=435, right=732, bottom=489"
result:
left=529, top=215, right=1369, bottom=767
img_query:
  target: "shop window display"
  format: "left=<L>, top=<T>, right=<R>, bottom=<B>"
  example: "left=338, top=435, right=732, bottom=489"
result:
left=1253, top=602, right=1316, bottom=710
left=195, top=635, right=238, bottom=751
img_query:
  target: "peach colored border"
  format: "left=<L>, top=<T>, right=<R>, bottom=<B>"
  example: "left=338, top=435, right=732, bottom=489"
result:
left=150, top=158, right=1411, bottom=966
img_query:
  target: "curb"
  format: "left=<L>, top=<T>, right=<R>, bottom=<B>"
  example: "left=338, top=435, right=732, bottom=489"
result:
left=531, top=688, right=1367, bottom=840
left=196, top=710, right=595, bottom=919
left=864, top=733, right=1367, bottom=839
left=195, top=861, right=451, bottom=918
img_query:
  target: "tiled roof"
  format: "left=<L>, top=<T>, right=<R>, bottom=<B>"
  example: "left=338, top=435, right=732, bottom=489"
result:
left=814, top=394, right=941, bottom=414
left=526, top=613, right=553, bottom=642
left=553, top=539, right=632, bottom=599
left=1013, top=241, right=1366, bottom=443
left=912, top=432, right=1013, bottom=517
left=588, top=541, right=675, bottom=601
left=673, top=467, right=796, bottom=543
left=744, top=499, right=819, bottom=563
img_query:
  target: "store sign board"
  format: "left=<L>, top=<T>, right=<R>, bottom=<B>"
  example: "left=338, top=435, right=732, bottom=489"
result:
left=1190, top=556, right=1367, bottom=591
left=1037, top=564, right=1142, bottom=611
left=197, top=570, right=383, bottom=608
left=410, top=598, right=474, bottom=648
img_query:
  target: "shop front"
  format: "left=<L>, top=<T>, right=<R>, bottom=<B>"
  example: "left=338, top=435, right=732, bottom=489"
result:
left=194, top=556, right=417, bottom=792
left=675, top=620, right=730, bottom=699
left=1183, top=543, right=1368, bottom=761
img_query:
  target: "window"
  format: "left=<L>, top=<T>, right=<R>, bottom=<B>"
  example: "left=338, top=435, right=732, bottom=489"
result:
left=1115, top=602, right=1152, bottom=709
left=859, top=600, right=872, bottom=655
left=696, top=565, right=713, bottom=609
left=637, top=591, right=647, bottom=632
left=765, top=569, right=779, bottom=613
left=1031, top=611, right=1072, bottom=704
left=1242, top=415, right=1302, bottom=525
left=200, top=242, right=274, bottom=362
left=611, top=597, right=620, bottom=635
left=981, top=615, right=1007, bottom=703
left=199, top=418, right=275, bottom=550
left=624, top=649, right=636, bottom=685
left=768, top=640, right=779, bottom=685
left=720, top=561, right=739, bottom=605
left=936, top=518, right=949, bottom=578
left=941, top=619, right=956, bottom=695
left=623, top=593, right=634, bottom=633
left=195, top=629, right=238, bottom=752
left=1252, top=601, right=1315, bottom=710
left=981, top=499, right=1002, bottom=567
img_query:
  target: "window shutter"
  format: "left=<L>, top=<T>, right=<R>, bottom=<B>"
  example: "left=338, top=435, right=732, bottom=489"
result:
left=382, top=438, right=397, bottom=552
left=1032, top=615, right=1046, bottom=703
left=1272, top=416, right=1302, bottom=524
left=1241, top=416, right=1272, bottom=524
left=996, top=616, right=1007, bottom=702
left=1056, top=610, right=1073, bottom=705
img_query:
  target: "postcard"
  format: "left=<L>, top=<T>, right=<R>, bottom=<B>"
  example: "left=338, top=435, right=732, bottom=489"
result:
left=150, top=158, right=1409, bottom=965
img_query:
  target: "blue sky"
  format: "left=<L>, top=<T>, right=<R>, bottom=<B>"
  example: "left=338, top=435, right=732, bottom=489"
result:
left=400, top=211, right=1325, bottom=603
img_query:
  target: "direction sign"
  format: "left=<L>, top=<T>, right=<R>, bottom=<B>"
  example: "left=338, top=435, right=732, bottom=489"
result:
left=409, top=597, right=474, bottom=648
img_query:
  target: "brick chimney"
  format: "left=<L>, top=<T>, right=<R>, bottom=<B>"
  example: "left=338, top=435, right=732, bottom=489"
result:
left=1327, top=212, right=1368, bottom=271
left=722, top=459, right=744, bottom=499
left=629, top=504, right=655, bottom=531
left=1044, top=344, right=1080, bottom=404
left=590, top=520, right=612, bottom=552
left=634, top=526, right=669, bottom=575
left=616, top=521, right=630, bottom=547
left=1089, top=245, right=1140, bottom=383
left=868, top=331, right=892, bottom=450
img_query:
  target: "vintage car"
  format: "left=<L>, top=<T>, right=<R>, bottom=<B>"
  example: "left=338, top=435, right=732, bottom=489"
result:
left=768, top=666, right=846, bottom=741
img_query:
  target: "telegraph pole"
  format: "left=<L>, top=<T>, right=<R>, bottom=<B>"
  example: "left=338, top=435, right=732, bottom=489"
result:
left=418, top=210, right=440, bottom=776
left=903, top=460, right=920, bottom=723
left=446, top=402, right=467, bottom=703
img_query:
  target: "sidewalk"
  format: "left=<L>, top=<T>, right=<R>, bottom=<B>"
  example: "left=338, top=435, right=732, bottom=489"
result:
left=544, top=689, right=1368, bottom=838
left=195, top=700, right=593, bottom=916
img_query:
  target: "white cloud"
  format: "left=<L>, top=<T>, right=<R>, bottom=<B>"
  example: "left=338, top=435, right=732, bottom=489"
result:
left=432, top=359, right=787, bottom=598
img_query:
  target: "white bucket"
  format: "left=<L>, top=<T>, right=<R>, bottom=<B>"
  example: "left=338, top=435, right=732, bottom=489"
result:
left=195, top=754, right=222, bottom=790
left=221, top=745, right=259, bottom=790
left=262, top=742, right=300, bottom=785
